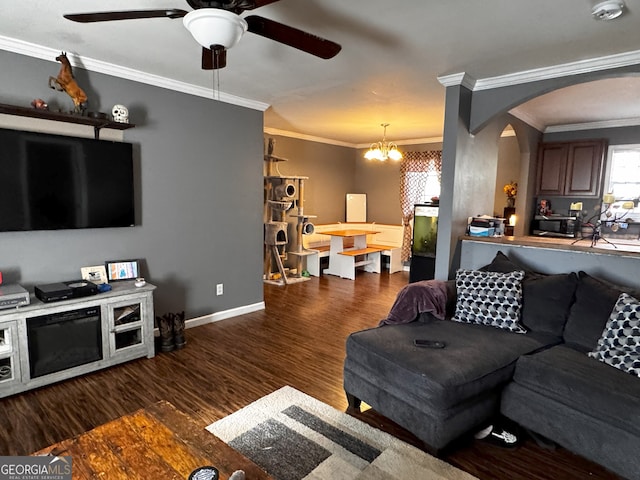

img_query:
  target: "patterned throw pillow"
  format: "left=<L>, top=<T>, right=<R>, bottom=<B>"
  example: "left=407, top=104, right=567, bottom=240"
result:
left=588, top=293, right=640, bottom=377
left=453, top=269, right=526, bottom=333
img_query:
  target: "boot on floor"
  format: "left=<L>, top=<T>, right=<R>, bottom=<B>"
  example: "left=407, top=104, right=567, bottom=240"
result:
left=173, top=311, right=186, bottom=350
left=157, top=314, right=175, bottom=352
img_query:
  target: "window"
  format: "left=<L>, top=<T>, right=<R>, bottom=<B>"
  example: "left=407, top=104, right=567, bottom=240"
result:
left=399, top=151, right=442, bottom=261
left=402, top=171, right=441, bottom=205
left=606, top=145, right=640, bottom=201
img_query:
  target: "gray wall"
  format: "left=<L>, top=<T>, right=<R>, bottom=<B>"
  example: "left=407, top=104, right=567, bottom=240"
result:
left=354, top=142, right=444, bottom=225
left=262, top=134, right=355, bottom=224
left=1, top=50, right=264, bottom=319
left=265, top=134, right=447, bottom=226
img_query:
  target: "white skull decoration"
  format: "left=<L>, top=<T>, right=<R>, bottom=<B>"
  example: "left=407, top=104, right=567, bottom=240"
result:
left=111, top=104, right=129, bottom=123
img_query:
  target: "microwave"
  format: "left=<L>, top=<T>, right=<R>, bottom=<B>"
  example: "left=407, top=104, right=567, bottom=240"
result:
left=532, top=215, right=579, bottom=238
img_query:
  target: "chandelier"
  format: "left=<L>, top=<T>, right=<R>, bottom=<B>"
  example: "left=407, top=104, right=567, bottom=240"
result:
left=364, top=123, right=403, bottom=161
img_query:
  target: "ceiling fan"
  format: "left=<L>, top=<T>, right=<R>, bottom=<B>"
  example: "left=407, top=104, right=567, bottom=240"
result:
left=63, top=0, right=342, bottom=69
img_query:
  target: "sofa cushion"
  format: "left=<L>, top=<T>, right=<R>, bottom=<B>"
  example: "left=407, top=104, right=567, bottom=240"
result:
left=564, top=271, right=639, bottom=352
left=588, top=293, right=640, bottom=377
left=453, top=269, right=526, bottom=333
left=345, top=320, right=555, bottom=410
left=479, top=250, right=538, bottom=276
left=519, top=272, right=578, bottom=337
left=479, top=251, right=578, bottom=337
left=510, top=345, right=640, bottom=436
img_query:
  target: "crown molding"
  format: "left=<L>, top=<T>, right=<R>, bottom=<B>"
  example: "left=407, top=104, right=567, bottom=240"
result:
left=545, top=117, right=640, bottom=133
left=0, top=35, right=270, bottom=112
left=475, top=49, right=640, bottom=91
left=438, top=49, right=640, bottom=92
left=508, top=107, right=546, bottom=132
left=264, top=127, right=444, bottom=149
left=437, top=72, right=476, bottom=90
left=263, top=127, right=356, bottom=147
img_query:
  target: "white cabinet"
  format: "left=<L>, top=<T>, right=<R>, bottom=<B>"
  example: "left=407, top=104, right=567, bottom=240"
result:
left=108, top=298, right=149, bottom=360
left=0, top=320, right=20, bottom=388
left=0, top=281, right=155, bottom=398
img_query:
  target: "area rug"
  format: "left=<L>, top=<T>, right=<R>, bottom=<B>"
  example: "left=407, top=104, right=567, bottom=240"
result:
left=207, top=386, right=477, bottom=480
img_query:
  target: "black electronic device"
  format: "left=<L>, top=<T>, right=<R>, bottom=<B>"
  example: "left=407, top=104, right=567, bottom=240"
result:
left=0, top=127, right=135, bottom=232
left=531, top=215, right=579, bottom=238
left=65, top=280, right=99, bottom=298
left=414, top=339, right=446, bottom=349
left=35, top=280, right=98, bottom=303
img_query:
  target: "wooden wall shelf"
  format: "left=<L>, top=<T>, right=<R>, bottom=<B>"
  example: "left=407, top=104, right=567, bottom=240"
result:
left=0, top=103, right=135, bottom=138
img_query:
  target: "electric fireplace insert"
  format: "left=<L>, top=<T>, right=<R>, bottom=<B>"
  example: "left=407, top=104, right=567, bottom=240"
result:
left=27, top=307, right=103, bottom=378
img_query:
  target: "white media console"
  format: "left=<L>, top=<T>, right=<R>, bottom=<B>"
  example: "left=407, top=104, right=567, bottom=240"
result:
left=0, top=281, right=155, bottom=398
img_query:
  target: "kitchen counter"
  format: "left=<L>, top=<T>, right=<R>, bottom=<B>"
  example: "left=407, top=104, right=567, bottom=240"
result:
left=460, top=235, right=640, bottom=289
left=463, top=234, right=640, bottom=256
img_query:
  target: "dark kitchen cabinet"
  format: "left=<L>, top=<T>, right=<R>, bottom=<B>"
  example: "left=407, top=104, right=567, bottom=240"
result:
left=536, top=140, right=607, bottom=197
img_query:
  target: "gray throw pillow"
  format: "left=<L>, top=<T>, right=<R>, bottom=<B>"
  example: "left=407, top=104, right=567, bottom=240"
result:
left=588, top=293, right=640, bottom=377
left=453, top=269, right=526, bottom=333
left=479, top=251, right=578, bottom=336
left=479, top=251, right=539, bottom=277
left=519, top=272, right=578, bottom=337
left=564, top=271, right=638, bottom=352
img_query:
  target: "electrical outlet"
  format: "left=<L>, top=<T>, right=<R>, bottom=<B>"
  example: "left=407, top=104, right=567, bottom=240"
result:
left=216, top=283, right=223, bottom=296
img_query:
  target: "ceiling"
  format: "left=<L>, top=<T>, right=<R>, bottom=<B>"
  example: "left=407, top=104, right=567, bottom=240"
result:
left=2, top=0, right=640, bottom=146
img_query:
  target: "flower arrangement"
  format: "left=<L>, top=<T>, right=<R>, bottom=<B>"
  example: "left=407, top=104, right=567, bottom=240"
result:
left=503, top=181, right=517, bottom=199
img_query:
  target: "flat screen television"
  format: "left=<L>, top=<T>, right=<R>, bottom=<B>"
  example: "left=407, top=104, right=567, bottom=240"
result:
left=0, top=127, right=135, bottom=232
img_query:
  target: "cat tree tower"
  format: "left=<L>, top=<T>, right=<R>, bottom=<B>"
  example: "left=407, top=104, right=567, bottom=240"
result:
left=263, top=139, right=316, bottom=285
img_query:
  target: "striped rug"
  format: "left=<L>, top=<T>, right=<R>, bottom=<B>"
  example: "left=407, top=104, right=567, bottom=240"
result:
left=207, top=386, right=477, bottom=480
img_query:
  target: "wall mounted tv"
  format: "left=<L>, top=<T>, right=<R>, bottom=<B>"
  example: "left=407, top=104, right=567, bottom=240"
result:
left=0, top=127, right=135, bottom=232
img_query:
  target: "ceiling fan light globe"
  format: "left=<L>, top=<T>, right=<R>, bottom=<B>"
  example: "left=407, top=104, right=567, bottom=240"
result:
left=183, top=9, right=248, bottom=49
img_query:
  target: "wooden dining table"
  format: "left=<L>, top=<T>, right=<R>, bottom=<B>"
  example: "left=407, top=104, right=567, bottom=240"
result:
left=320, top=228, right=383, bottom=279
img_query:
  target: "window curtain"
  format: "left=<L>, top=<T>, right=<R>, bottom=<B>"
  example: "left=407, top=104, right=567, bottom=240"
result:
left=400, top=151, right=442, bottom=262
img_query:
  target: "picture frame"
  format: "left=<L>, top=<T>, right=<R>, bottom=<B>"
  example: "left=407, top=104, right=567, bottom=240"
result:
left=105, top=259, right=140, bottom=282
left=80, top=265, right=108, bottom=285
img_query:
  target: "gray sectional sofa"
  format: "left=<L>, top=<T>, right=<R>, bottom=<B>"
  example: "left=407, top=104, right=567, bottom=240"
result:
left=343, top=252, right=640, bottom=480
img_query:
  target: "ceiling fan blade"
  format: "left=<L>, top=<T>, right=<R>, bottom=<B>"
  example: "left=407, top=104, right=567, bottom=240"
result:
left=64, top=9, right=188, bottom=23
left=202, top=46, right=227, bottom=70
left=245, top=15, right=341, bottom=59
left=245, top=0, right=283, bottom=9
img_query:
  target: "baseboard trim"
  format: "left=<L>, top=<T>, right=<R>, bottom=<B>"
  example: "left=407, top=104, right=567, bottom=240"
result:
left=185, top=302, right=266, bottom=329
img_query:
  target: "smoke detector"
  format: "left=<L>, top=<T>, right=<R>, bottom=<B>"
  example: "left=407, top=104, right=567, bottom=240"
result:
left=591, top=1, right=625, bottom=20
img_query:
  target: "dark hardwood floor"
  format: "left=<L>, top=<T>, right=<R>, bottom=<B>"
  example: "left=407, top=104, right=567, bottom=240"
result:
left=0, top=270, right=621, bottom=479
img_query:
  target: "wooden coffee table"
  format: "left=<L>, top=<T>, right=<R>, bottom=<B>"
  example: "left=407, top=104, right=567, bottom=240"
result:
left=34, top=401, right=273, bottom=480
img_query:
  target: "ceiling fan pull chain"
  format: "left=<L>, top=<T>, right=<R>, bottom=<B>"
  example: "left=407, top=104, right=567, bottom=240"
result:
left=215, top=67, right=220, bottom=100
left=212, top=66, right=219, bottom=101
left=214, top=47, right=221, bottom=100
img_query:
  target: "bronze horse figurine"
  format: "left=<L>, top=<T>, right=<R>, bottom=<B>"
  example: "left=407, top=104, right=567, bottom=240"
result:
left=48, top=52, right=87, bottom=114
